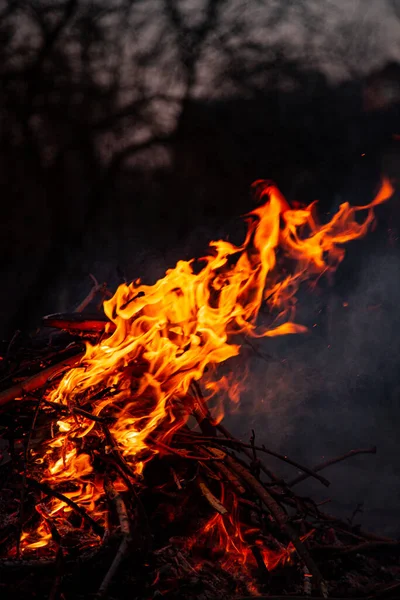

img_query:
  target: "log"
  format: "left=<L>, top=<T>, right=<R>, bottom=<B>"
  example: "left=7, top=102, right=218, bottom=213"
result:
left=0, top=350, right=85, bottom=408
left=42, top=313, right=115, bottom=334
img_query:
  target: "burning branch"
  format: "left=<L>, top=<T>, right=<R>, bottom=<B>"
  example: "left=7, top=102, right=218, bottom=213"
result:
left=0, top=351, right=84, bottom=408
left=198, top=479, right=228, bottom=515
left=24, top=477, right=105, bottom=539
left=96, top=479, right=132, bottom=599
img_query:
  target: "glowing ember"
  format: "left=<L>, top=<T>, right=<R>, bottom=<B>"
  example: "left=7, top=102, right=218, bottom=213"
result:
left=19, top=179, right=392, bottom=566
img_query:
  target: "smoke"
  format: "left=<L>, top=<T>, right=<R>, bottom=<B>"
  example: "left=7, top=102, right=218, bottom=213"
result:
left=224, top=243, right=400, bottom=536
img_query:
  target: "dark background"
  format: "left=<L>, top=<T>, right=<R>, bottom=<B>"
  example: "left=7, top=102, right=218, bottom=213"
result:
left=1, top=0, right=400, bottom=534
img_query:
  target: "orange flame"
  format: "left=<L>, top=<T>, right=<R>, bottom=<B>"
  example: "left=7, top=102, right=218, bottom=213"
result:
left=193, top=486, right=314, bottom=575
left=20, top=180, right=392, bottom=553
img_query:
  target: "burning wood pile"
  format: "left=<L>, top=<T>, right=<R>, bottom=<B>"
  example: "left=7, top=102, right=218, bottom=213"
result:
left=0, top=181, right=399, bottom=600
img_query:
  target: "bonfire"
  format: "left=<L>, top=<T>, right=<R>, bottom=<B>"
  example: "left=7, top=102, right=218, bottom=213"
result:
left=0, top=180, right=399, bottom=600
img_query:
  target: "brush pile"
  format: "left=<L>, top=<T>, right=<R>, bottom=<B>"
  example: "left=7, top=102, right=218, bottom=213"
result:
left=0, top=317, right=399, bottom=600
left=0, top=180, right=399, bottom=599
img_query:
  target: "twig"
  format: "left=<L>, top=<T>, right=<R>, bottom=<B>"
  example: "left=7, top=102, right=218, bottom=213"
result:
left=74, top=275, right=111, bottom=313
left=216, top=423, right=288, bottom=485
left=225, top=455, right=289, bottom=525
left=104, top=477, right=131, bottom=537
left=205, top=447, right=246, bottom=495
left=0, top=351, right=84, bottom=408
left=153, top=439, right=223, bottom=461
left=198, top=479, right=227, bottom=515
left=0, top=345, right=82, bottom=387
left=242, top=336, right=273, bottom=362
left=42, top=399, right=115, bottom=424
left=316, top=510, right=396, bottom=543
left=178, top=432, right=330, bottom=487
left=288, top=447, right=377, bottom=487
left=170, top=467, right=182, bottom=490
left=72, top=407, right=112, bottom=423
left=16, top=392, right=45, bottom=557
left=189, top=386, right=286, bottom=486
left=250, top=429, right=260, bottom=478
left=348, top=502, right=364, bottom=526
left=106, top=458, right=152, bottom=553
left=102, top=424, right=138, bottom=482
left=96, top=479, right=132, bottom=600
left=6, top=329, right=21, bottom=357
left=190, top=381, right=218, bottom=437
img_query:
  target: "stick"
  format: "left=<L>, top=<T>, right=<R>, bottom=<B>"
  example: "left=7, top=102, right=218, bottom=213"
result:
left=104, top=478, right=131, bottom=537
left=216, top=423, right=286, bottom=485
left=316, top=510, right=396, bottom=543
left=170, top=467, right=183, bottom=490
left=225, top=455, right=328, bottom=598
left=102, top=424, right=140, bottom=482
left=250, top=429, right=260, bottom=478
left=153, top=439, right=223, bottom=461
left=288, top=447, right=377, bottom=487
left=191, top=381, right=218, bottom=437
left=225, top=455, right=289, bottom=524
left=42, top=313, right=115, bottom=334
left=106, top=458, right=152, bottom=551
left=206, top=447, right=246, bottom=495
left=189, top=384, right=286, bottom=487
left=74, top=275, right=111, bottom=313
left=96, top=479, right=131, bottom=600
left=178, top=432, right=330, bottom=487
left=198, top=479, right=227, bottom=515
left=193, top=443, right=247, bottom=494
left=6, top=329, right=21, bottom=356
left=16, top=393, right=44, bottom=558
left=0, top=351, right=84, bottom=408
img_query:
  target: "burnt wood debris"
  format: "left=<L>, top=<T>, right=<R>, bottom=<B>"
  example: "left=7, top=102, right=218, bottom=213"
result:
left=0, top=289, right=399, bottom=600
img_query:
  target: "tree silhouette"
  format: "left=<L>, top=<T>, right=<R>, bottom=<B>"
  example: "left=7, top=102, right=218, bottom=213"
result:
left=0, top=0, right=397, bottom=338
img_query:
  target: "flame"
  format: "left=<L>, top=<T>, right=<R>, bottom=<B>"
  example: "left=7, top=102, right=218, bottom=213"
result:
left=19, top=180, right=392, bottom=554
left=192, top=486, right=314, bottom=574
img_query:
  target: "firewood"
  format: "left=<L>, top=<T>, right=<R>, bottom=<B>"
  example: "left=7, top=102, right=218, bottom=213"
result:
left=0, top=350, right=84, bottom=407
left=42, top=312, right=115, bottom=334
left=96, top=479, right=132, bottom=599
left=198, top=479, right=228, bottom=515
left=1, top=178, right=397, bottom=598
